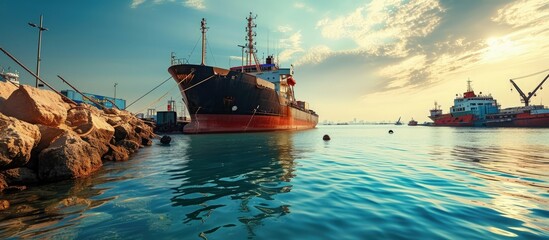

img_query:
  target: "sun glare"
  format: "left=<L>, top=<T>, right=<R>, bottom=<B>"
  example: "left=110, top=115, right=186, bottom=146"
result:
left=483, top=36, right=522, bottom=62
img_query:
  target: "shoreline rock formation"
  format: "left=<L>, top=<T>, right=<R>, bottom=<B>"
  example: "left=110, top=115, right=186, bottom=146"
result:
left=0, top=82, right=155, bottom=194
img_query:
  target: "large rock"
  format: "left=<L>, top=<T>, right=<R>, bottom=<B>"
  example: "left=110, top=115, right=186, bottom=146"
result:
left=0, top=112, right=41, bottom=170
left=0, top=175, right=7, bottom=192
left=67, top=107, right=114, bottom=157
left=0, top=85, right=70, bottom=126
left=0, top=81, right=18, bottom=104
left=38, top=131, right=102, bottom=181
left=103, top=143, right=130, bottom=162
left=1, top=167, right=39, bottom=185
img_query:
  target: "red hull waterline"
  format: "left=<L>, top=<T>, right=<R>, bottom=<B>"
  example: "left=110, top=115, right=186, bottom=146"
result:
left=430, top=114, right=475, bottom=127
left=184, top=114, right=317, bottom=133
left=486, top=113, right=549, bottom=127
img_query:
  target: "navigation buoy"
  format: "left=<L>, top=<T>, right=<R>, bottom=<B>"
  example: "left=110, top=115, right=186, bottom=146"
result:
left=388, top=130, right=394, bottom=134
left=323, top=134, right=331, bottom=141
left=160, top=135, right=172, bottom=145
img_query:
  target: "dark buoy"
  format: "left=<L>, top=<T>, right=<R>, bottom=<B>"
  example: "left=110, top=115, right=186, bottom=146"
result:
left=160, top=135, right=172, bottom=145
left=388, top=130, right=394, bottom=134
left=323, top=134, right=331, bottom=141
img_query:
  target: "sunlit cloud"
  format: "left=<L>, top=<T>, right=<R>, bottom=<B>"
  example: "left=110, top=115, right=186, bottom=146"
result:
left=316, top=0, right=445, bottom=57
left=378, top=55, right=427, bottom=88
left=278, top=31, right=304, bottom=63
left=484, top=0, right=549, bottom=62
left=294, top=2, right=314, bottom=12
left=295, top=45, right=332, bottom=65
left=131, top=0, right=145, bottom=8
left=492, top=0, right=548, bottom=28
left=184, top=0, right=205, bottom=10
left=277, top=25, right=293, bottom=33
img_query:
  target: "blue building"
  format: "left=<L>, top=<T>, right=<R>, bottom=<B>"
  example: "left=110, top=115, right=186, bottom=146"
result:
left=61, top=89, right=126, bottom=109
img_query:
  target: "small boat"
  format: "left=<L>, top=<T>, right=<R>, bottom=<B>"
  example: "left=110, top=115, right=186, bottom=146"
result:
left=408, top=119, right=418, bottom=126
left=0, top=67, right=20, bottom=86
left=395, top=117, right=402, bottom=125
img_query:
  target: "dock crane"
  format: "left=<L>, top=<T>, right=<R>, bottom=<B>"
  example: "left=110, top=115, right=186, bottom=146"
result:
left=509, top=73, right=549, bottom=106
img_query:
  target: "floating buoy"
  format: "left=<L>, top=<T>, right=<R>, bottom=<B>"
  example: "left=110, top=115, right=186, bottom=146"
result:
left=388, top=130, right=394, bottom=134
left=323, top=134, right=331, bottom=141
left=160, top=135, right=172, bottom=145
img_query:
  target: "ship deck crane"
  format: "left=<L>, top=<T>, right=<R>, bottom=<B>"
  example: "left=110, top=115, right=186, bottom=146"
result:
left=509, top=73, right=549, bottom=106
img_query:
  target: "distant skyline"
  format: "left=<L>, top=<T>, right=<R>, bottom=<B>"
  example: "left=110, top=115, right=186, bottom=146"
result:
left=1, top=0, right=548, bottom=122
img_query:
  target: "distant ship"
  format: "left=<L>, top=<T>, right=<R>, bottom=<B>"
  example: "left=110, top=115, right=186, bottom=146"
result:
left=168, top=13, right=318, bottom=133
left=408, top=118, right=418, bottom=126
left=395, top=117, right=402, bottom=125
left=429, top=75, right=549, bottom=127
left=0, top=67, right=20, bottom=86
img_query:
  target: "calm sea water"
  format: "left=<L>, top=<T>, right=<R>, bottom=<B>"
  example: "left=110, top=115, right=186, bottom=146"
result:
left=1, top=125, right=548, bottom=239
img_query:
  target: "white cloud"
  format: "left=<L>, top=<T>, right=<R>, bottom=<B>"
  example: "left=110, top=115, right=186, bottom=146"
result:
left=492, top=0, right=548, bottom=28
left=294, top=2, right=314, bottom=12
left=296, top=45, right=332, bottom=65
left=278, top=31, right=304, bottom=63
left=316, top=0, right=444, bottom=57
left=277, top=25, right=293, bottom=33
left=131, top=0, right=145, bottom=8
left=185, top=0, right=205, bottom=10
left=378, top=55, right=427, bottom=88
left=482, top=0, right=549, bottom=63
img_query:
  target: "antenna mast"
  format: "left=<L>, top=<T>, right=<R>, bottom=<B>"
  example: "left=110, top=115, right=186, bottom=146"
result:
left=200, top=18, right=208, bottom=66
left=245, top=12, right=261, bottom=72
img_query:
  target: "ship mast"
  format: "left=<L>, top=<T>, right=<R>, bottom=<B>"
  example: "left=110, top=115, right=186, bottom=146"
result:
left=245, top=12, right=261, bottom=72
left=466, top=78, right=473, bottom=92
left=200, top=18, right=208, bottom=66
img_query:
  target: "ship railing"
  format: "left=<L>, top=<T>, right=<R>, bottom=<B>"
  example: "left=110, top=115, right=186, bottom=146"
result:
left=171, top=58, right=188, bottom=65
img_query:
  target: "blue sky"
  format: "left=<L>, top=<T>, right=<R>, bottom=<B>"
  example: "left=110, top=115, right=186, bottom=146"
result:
left=1, top=0, right=548, bottom=122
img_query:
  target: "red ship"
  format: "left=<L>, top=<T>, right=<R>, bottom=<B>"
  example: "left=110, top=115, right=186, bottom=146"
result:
left=429, top=74, right=549, bottom=127
left=428, top=80, right=499, bottom=127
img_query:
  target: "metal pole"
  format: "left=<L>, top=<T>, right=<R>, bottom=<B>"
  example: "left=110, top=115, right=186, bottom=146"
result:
left=238, top=45, right=245, bottom=72
left=36, top=15, right=43, bottom=88
left=114, top=83, right=118, bottom=99
left=200, top=18, right=207, bottom=66
left=29, top=15, right=48, bottom=88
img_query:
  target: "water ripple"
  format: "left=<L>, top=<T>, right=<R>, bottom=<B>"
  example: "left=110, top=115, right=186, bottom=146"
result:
left=0, top=126, right=548, bottom=239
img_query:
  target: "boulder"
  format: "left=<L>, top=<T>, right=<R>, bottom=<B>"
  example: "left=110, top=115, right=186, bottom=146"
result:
left=1, top=167, right=39, bottom=185
left=0, top=175, right=7, bottom=192
left=27, top=125, right=69, bottom=170
left=35, top=125, right=68, bottom=153
left=0, top=112, right=41, bottom=170
left=38, top=131, right=102, bottom=181
left=117, top=139, right=140, bottom=154
left=0, top=81, right=18, bottom=103
left=0, top=85, right=70, bottom=126
left=103, top=143, right=130, bottom=162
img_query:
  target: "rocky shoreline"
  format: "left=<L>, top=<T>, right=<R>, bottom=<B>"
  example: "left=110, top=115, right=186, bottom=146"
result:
left=0, top=82, right=155, bottom=204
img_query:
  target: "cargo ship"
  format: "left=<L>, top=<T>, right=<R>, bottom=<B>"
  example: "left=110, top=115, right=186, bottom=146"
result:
left=0, top=67, right=20, bottom=86
left=429, top=75, right=549, bottom=127
left=168, top=13, right=318, bottom=133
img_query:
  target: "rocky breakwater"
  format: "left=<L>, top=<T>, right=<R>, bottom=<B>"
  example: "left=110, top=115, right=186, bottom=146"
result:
left=0, top=82, right=155, bottom=199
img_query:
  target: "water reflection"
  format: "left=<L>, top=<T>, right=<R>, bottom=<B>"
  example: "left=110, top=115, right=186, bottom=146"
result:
left=0, top=175, right=117, bottom=239
left=168, top=131, right=298, bottom=238
left=448, top=144, right=549, bottom=234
